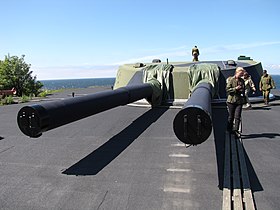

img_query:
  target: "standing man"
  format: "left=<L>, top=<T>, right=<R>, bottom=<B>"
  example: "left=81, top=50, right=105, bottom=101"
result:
left=192, top=46, right=199, bottom=62
left=259, top=70, right=276, bottom=105
left=243, top=71, right=256, bottom=108
left=226, top=67, right=246, bottom=133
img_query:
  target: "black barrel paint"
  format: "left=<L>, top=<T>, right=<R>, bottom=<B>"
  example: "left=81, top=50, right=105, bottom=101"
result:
left=173, top=82, right=213, bottom=145
left=17, top=84, right=153, bottom=137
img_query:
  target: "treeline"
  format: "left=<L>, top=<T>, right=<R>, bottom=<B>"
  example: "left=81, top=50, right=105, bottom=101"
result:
left=0, top=54, right=43, bottom=96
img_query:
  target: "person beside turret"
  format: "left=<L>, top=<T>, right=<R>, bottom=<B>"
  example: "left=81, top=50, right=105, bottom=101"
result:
left=259, top=70, right=276, bottom=105
left=226, top=67, right=246, bottom=134
left=192, top=46, right=199, bottom=62
left=242, top=71, right=256, bottom=108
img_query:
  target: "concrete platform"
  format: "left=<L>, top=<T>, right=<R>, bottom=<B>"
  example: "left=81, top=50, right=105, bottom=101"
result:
left=0, top=88, right=279, bottom=209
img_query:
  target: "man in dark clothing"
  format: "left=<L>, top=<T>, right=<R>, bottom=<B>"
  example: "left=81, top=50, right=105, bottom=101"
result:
left=192, top=46, right=199, bottom=62
left=226, top=67, right=246, bottom=133
left=259, top=70, right=276, bottom=105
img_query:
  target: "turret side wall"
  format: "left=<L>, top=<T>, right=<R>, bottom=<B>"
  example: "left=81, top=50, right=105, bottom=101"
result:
left=218, top=62, right=263, bottom=97
left=113, top=61, right=263, bottom=100
left=113, top=64, right=141, bottom=89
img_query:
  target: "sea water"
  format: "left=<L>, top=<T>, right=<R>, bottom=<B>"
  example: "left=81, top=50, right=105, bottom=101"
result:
left=40, top=78, right=116, bottom=90
left=40, top=75, right=280, bottom=90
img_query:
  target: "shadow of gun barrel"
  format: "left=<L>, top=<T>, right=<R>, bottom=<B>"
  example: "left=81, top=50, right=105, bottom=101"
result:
left=173, top=82, right=213, bottom=145
left=17, top=84, right=153, bottom=138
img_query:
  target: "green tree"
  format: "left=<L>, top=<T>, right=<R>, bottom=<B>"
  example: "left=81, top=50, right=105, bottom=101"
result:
left=0, top=54, right=43, bottom=96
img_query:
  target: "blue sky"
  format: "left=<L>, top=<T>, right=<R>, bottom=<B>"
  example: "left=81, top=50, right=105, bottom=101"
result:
left=1, top=0, right=280, bottom=79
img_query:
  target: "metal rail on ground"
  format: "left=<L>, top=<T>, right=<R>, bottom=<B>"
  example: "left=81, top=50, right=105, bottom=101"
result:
left=222, top=131, right=255, bottom=210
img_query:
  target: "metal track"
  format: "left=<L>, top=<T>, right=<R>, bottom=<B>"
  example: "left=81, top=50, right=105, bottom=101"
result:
left=222, top=132, right=255, bottom=210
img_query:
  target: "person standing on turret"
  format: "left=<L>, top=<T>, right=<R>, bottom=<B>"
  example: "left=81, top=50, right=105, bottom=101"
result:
left=192, top=46, right=199, bottom=62
left=259, top=70, right=276, bottom=105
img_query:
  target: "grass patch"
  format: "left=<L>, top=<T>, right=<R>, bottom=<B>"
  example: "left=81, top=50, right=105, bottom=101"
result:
left=0, top=96, right=15, bottom=105
left=38, top=89, right=65, bottom=97
left=20, top=95, right=31, bottom=103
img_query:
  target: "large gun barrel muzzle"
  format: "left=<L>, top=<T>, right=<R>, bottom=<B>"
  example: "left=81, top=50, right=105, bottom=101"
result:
left=17, top=84, right=153, bottom=138
left=173, top=82, right=213, bottom=145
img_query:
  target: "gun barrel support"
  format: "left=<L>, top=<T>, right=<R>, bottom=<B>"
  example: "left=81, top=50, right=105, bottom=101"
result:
left=17, top=84, right=153, bottom=138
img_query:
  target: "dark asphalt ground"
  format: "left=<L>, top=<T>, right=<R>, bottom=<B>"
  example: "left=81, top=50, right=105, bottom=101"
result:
left=0, top=87, right=279, bottom=210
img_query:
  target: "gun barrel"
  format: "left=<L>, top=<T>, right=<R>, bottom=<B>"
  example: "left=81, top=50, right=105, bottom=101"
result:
left=17, top=84, right=153, bottom=138
left=173, top=82, right=213, bottom=145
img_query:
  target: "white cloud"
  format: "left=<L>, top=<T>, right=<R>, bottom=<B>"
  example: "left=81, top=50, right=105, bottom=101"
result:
left=263, top=64, right=280, bottom=75
left=32, top=41, right=280, bottom=79
left=114, top=47, right=188, bottom=65
left=115, top=41, right=280, bottom=64
left=267, top=64, right=280, bottom=69
left=199, top=41, right=280, bottom=54
left=33, top=64, right=118, bottom=80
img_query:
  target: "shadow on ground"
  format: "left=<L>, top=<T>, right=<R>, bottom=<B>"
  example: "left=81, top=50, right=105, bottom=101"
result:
left=251, top=106, right=271, bottom=110
left=242, top=133, right=280, bottom=140
left=212, top=106, right=263, bottom=192
left=62, top=107, right=168, bottom=176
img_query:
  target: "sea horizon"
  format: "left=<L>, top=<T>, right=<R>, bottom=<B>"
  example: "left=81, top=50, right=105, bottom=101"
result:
left=40, top=75, right=280, bottom=90
left=40, top=77, right=116, bottom=90
left=39, top=77, right=116, bottom=81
